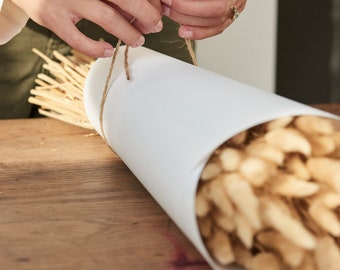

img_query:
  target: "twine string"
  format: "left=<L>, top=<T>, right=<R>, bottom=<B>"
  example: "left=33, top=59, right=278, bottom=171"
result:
left=185, top=38, right=197, bottom=66
left=99, top=39, right=121, bottom=144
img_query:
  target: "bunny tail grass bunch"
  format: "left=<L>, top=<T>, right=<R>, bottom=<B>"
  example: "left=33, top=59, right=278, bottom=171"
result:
left=28, top=48, right=95, bottom=129
left=196, top=115, right=340, bottom=270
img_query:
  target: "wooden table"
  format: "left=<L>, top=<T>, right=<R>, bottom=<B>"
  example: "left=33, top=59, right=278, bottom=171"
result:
left=0, top=104, right=339, bottom=270
left=0, top=119, right=208, bottom=270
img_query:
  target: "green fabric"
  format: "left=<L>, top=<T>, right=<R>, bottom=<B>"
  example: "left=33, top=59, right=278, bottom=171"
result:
left=0, top=17, right=194, bottom=119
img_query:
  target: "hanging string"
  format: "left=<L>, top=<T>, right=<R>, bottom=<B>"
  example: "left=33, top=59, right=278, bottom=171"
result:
left=185, top=38, right=197, bottom=66
left=99, top=39, right=122, bottom=144
left=124, top=45, right=131, bottom=80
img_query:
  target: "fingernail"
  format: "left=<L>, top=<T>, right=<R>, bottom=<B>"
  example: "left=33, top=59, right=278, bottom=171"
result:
left=179, top=29, right=193, bottom=39
left=152, top=20, right=163, bottom=33
left=161, top=0, right=172, bottom=6
left=132, top=36, right=145, bottom=48
left=103, top=48, right=113, bottom=57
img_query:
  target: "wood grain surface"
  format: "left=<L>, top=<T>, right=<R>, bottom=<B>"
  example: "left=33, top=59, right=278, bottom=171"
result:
left=0, top=118, right=208, bottom=270
left=0, top=104, right=339, bottom=270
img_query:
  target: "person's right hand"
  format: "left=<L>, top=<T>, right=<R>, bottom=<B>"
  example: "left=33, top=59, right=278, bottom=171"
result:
left=10, top=0, right=163, bottom=58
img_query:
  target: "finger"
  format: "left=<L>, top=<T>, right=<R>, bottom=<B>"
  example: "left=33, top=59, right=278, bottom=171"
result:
left=34, top=2, right=115, bottom=58
left=172, top=0, right=247, bottom=39
left=48, top=18, right=115, bottom=58
left=162, top=0, right=247, bottom=20
left=133, top=0, right=164, bottom=33
left=41, top=0, right=145, bottom=57
left=161, top=0, right=229, bottom=18
left=77, top=0, right=146, bottom=47
left=107, top=0, right=162, bottom=32
left=178, top=23, right=231, bottom=40
left=163, top=5, right=225, bottom=27
left=100, top=1, right=157, bottom=34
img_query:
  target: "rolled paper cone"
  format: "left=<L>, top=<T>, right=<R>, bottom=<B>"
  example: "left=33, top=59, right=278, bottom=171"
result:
left=83, top=46, right=339, bottom=269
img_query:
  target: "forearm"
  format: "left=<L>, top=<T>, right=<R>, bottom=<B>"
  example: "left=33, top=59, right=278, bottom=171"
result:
left=0, top=0, right=28, bottom=44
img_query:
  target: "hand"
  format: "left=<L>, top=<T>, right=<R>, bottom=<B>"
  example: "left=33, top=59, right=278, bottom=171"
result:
left=161, top=0, right=247, bottom=40
left=10, top=0, right=163, bottom=58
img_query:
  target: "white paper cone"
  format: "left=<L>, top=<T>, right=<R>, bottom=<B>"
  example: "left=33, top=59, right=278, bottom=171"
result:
left=83, top=46, right=339, bottom=269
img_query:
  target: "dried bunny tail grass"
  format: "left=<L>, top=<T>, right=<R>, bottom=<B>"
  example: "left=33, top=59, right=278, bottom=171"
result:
left=196, top=115, right=340, bottom=269
left=28, top=48, right=95, bottom=129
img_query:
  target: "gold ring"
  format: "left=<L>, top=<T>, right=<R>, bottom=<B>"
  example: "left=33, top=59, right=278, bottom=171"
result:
left=231, top=6, right=240, bottom=22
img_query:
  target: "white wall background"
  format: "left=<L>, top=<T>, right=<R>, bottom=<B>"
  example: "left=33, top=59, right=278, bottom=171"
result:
left=196, top=0, right=278, bottom=92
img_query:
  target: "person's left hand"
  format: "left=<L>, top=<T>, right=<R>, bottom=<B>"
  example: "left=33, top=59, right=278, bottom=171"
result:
left=161, top=0, right=247, bottom=40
